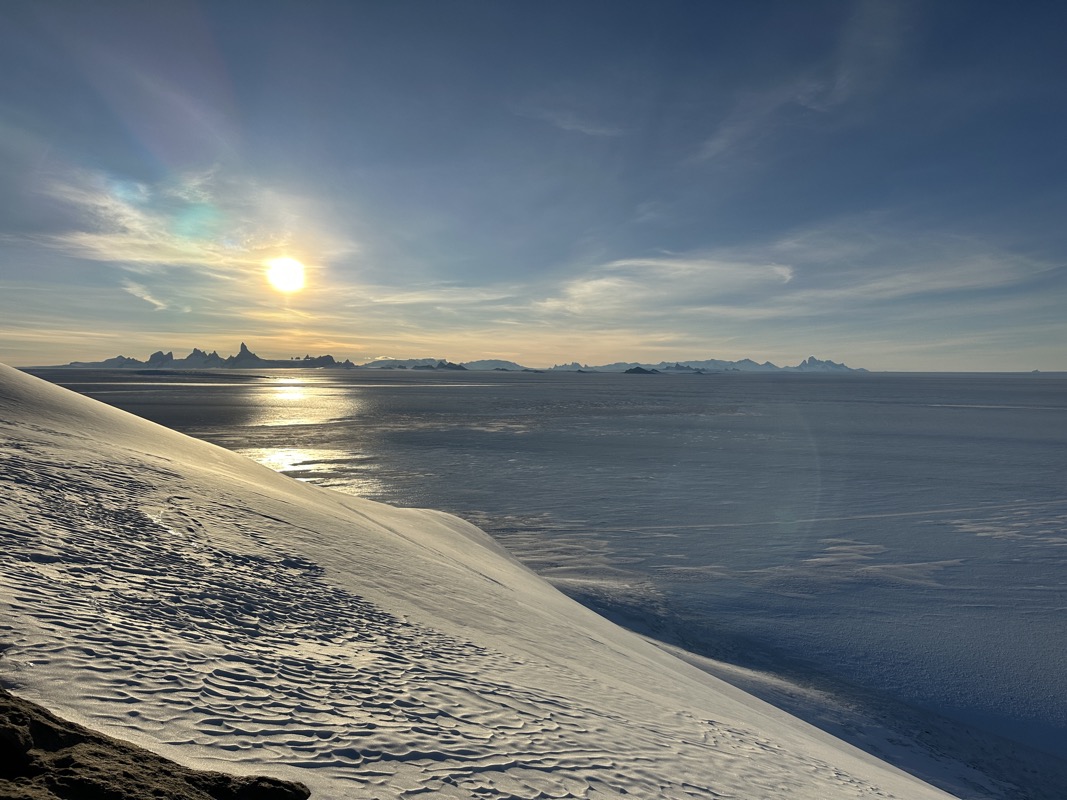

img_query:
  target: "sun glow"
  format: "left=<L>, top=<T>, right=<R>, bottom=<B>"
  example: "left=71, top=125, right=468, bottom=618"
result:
left=265, top=257, right=306, bottom=293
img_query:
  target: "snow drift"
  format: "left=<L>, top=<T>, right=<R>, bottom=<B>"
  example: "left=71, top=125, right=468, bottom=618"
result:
left=0, top=364, right=953, bottom=799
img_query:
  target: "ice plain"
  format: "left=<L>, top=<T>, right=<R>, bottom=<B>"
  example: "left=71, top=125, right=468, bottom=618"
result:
left=0, top=361, right=971, bottom=798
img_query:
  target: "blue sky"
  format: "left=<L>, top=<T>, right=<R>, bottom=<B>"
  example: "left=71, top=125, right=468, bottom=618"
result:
left=2, top=0, right=1065, bottom=370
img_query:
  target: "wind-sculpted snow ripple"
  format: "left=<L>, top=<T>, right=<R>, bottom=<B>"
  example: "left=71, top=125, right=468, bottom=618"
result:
left=0, top=396, right=942, bottom=800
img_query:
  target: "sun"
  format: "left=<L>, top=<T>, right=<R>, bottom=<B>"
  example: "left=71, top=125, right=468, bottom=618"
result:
left=265, top=257, right=306, bottom=293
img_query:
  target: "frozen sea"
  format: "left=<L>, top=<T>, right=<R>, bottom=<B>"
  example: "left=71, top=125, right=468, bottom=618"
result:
left=32, top=368, right=1067, bottom=767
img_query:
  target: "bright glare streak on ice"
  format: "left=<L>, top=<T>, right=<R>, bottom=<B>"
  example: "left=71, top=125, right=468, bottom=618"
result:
left=240, top=446, right=388, bottom=496
left=245, top=379, right=364, bottom=427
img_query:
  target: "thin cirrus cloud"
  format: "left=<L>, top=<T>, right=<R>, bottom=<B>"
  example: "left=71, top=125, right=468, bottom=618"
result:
left=522, top=107, right=626, bottom=137
left=511, top=95, right=626, bottom=138
left=525, top=219, right=1058, bottom=343
left=537, top=256, right=794, bottom=318
left=48, top=2, right=240, bottom=172
left=697, top=82, right=816, bottom=163
left=121, top=280, right=174, bottom=311
left=697, top=0, right=909, bottom=163
left=28, top=167, right=356, bottom=298
left=37, top=169, right=298, bottom=271
left=763, top=222, right=1057, bottom=303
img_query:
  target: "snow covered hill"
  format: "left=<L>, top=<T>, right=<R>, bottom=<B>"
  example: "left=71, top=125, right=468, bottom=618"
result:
left=0, top=364, right=952, bottom=799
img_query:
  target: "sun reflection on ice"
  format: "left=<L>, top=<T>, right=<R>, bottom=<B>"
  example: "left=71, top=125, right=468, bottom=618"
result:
left=236, top=378, right=386, bottom=495
left=247, top=378, right=364, bottom=427
left=272, top=383, right=308, bottom=403
left=241, top=446, right=387, bottom=496
left=252, top=447, right=324, bottom=473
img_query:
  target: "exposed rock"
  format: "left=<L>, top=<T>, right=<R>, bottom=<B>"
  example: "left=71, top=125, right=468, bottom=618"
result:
left=146, top=351, right=175, bottom=368
left=0, top=687, right=310, bottom=800
left=183, top=349, right=226, bottom=369
left=785, top=356, right=866, bottom=373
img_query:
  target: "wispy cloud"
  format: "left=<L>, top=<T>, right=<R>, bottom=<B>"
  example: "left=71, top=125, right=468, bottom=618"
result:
left=537, top=255, right=793, bottom=317
left=512, top=90, right=626, bottom=138
left=697, top=83, right=814, bottom=162
left=522, top=106, right=626, bottom=137
left=357, top=284, right=521, bottom=308
left=482, top=215, right=1062, bottom=365
left=763, top=220, right=1055, bottom=304
left=32, top=166, right=357, bottom=277
left=698, top=0, right=910, bottom=162
left=822, top=0, right=910, bottom=107
left=122, top=280, right=172, bottom=311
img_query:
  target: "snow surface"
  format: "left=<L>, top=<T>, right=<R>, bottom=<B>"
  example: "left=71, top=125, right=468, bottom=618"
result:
left=0, top=364, right=954, bottom=799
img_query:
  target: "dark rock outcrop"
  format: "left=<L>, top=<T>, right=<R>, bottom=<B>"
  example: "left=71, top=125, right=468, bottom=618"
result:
left=146, top=351, right=175, bottom=368
left=0, top=687, right=310, bottom=800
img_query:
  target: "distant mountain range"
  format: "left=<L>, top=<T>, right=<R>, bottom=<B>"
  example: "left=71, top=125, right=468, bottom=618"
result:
left=546, top=355, right=866, bottom=373
left=45, top=344, right=867, bottom=373
left=59, top=343, right=356, bottom=371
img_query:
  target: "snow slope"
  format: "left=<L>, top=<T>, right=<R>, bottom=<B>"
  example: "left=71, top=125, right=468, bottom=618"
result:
left=0, top=364, right=954, bottom=799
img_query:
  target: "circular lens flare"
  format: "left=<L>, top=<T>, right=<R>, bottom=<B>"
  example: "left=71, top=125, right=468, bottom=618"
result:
left=266, top=258, right=306, bottom=293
